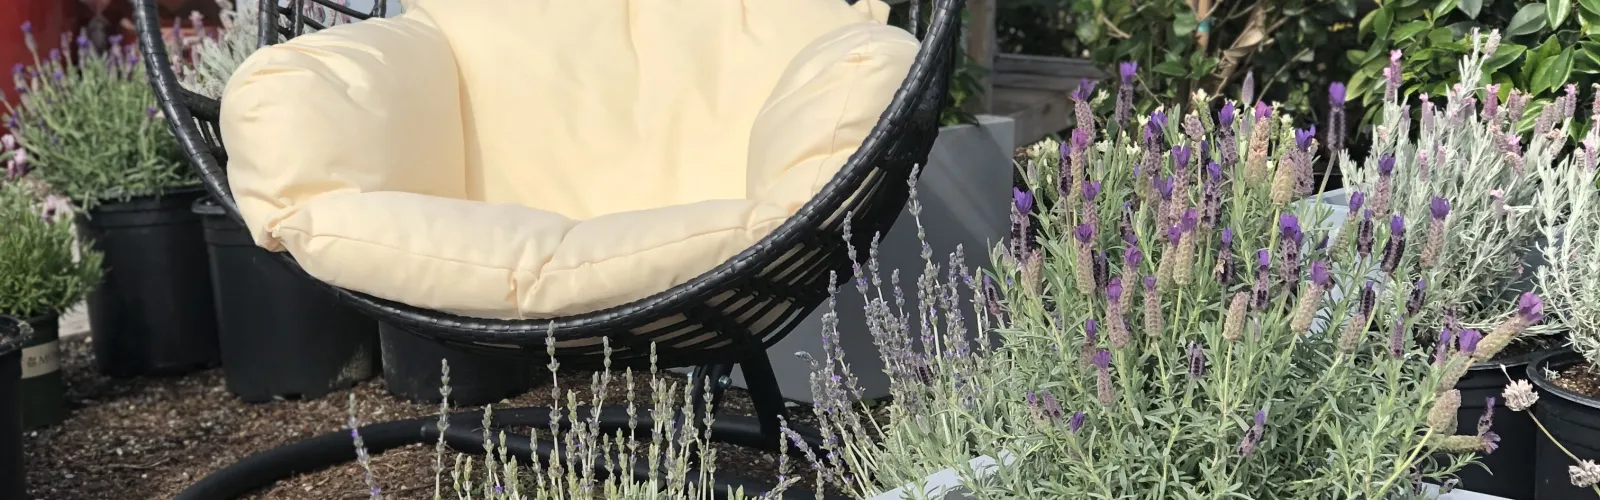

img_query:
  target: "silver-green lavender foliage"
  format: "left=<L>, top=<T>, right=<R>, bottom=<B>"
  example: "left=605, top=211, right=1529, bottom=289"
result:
left=178, top=0, right=360, bottom=99
left=347, top=332, right=794, bottom=500
left=1342, top=30, right=1567, bottom=339
left=3, top=26, right=194, bottom=208
left=1535, top=106, right=1600, bottom=366
left=794, top=38, right=1546, bottom=498
left=0, top=150, right=102, bottom=319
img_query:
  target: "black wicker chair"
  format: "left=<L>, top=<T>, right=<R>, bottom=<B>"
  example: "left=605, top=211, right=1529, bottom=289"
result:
left=133, top=0, right=960, bottom=497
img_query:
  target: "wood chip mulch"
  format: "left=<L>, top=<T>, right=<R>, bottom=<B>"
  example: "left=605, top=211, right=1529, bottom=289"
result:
left=23, top=335, right=799, bottom=500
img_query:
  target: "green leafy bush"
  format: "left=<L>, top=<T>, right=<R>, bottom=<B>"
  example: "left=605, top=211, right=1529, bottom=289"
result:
left=4, top=24, right=194, bottom=208
left=0, top=141, right=103, bottom=319
left=1347, top=0, right=1600, bottom=136
left=997, top=0, right=1360, bottom=119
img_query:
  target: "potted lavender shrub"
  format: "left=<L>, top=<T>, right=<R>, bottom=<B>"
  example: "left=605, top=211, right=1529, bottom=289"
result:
left=1332, top=30, right=1574, bottom=497
left=782, top=36, right=1535, bottom=499
left=0, top=144, right=102, bottom=429
left=1526, top=110, right=1600, bottom=499
left=4, top=23, right=218, bottom=377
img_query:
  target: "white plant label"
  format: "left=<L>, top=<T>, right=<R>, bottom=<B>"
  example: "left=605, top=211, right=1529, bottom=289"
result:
left=20, top=340, right=60, bottom=379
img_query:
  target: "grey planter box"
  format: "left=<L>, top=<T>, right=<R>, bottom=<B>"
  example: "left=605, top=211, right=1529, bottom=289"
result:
left=731, top=115, right=1016, bottom=401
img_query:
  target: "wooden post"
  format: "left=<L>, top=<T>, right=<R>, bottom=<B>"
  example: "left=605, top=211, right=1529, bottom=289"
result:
left=965, top=0, right=996, bottom=115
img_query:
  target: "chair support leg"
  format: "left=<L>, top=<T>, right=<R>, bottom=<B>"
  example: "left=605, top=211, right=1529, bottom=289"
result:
left=736, top=348, right=791, bottom=446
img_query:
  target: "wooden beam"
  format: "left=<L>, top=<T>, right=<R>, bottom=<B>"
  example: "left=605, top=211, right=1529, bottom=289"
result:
left=964, top=0, right=996, bottom=114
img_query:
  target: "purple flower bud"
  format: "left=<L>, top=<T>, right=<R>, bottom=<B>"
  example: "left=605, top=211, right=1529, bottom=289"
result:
left=1173, top=145, right=1192, bottom=168
left=1166, top=224, right=1183, bottom=243
left=1430, top=198, right=1450, bottom=220
left=1310, top=261, right=1330, bottom=287
left=1154, top=176, right=1174, bottom=200
left=47, top=48, right=59, bottom=62
left=1086, top=318, right=1099, bottom=339
left=1119, top=61, right=1138, bottom=85
left=1434, top=328, right=1455, bottom=365
left=1181, top=209, right=1199, bottom=231
left=1207, top=161, right=1222, bottom=182
left=1242, top=72, right=1256, bottom=105
left=1146, top=111, right=1168, bottom=143
left=1075, top=223, right=1096, bottom=244
left=76, top=34, right=89, bottom=51
left=1329, top=82, right=1347, bottom=108
left=1255, top=101, right=1271, bottom=120
left=1073, top=79, right=1097, bottom=102
left=1256, top=249, right=1271, bottom=270
left=20, top=21, right=31, bottom=35
left=1013, top=188, right=1034, bottom=213
left=1360, top=280, right=1377, bottom=316
left=1280, top=214, right=1303, bottom=244
left=145, top=107, right=159, bottom=119
left=1378, top=154, right=1396, bottom=176
left=1390, top=215, right=1405, bottom=236
left=1068, top=412, right=1086, bottom=433
left=1219, top=102, right=1236, bottom=128
left=1091, top=349, right=1112, bottom=369
left=1124, top=246, right=1143, bottom=268
left=1457, top=328, right=1483, bottom=355
left=1255, top=409, right=1268, bottom=427
left=1108, top=277, right=1123, bottom=303
left=1348, top=191, right=1366, bottom=215
left=110, top=34, right=123, bottom=46
left=1222, top=228, right=1234, bottom=247
left=1071, top=128, right=1091, bottom=154
left=1145, top=275, right=1157, bottom=293
left=1517, top=293, right=1544, bottom=324
left=1294, top=126, right=1316, bottom=151
left=1408, top=279, right=1427, bottom=317
left=1082, top=181, right=1102, bottom=203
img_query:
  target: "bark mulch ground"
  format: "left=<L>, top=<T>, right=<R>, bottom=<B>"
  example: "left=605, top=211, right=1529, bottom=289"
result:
left=23, top=335, right=797, bottom=500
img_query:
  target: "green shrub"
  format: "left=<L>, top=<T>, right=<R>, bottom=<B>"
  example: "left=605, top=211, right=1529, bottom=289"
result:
left=0, top=146, right=102, bottom=319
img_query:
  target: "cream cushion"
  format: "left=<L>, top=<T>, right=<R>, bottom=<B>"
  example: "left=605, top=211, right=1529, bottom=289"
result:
left=219, top=0, right=917, bottom=319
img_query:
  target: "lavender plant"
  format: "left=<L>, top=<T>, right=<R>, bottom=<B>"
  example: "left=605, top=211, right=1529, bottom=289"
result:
left=0, top=135, right=102, bottom=320
left=347, top=331, right=796, bottom=500
left=1535, top=95, right=1600, bottom=370
left=3, top=23, right=193, bottom=208
left=178, top=0, right=359, bottom=99
left=1341, top=29, right=1569, bottom=344
left=790, top=33, right=1545, bottom=498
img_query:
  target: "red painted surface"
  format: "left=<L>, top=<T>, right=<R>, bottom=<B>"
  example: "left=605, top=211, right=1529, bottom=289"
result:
left=0, top=0, right=75, bottom=134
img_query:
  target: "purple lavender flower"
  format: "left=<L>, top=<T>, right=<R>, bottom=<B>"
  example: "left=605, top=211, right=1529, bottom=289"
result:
left=1075, top=223, right=1096, bottom=245
left=1242, top=71, right=1256, bottom=105
left=1181, top=208, right=1199, bottom=232
left=1219, top=101, right=1237, bottom=128
left=1385, top=50, right=1403, bottom=102
left=1310, top=261, right=1330, bottom=287
left=1120, top=61, right=1138, bottom=85
left=1257, top=249, right=1271, bottom=270
left=20, top=21, right=31, bottom=35
left=1124, top=245, right=1143, bottom=268
left=1239, top=409, right=1267, bottom=457
left=1407, top=279, right=1427, bottom=317
left=1154, top=176, right=1174, bottom=201
left=1013, top=188, right=1034, bottom=213
left=1346, top=191, right=1365, bottom=215
left=1357, top=210, right=1375, bottom=257
left=1082, top=180, right=1102, bottom=204
left=1115, top=62, right=1137, bottom=128
left=1457, top=329, right=1483, bottom=355
left=1360, top=280, right=1377, bottom=317
left=1173, top=145, right=1192, bottom=168
left=1068, top=412, right=1087, bottom=433
left=1255, top=101, right=1271, bottom=121
left=1086, top=318, right=1100, bottom=342
left=1280, top=214, right=1303, bottom=244
left=1378, top=154, right=1396, bottom=176
left=1202, top=161, right=1223, bottom=224
left=1216, top=228, right=1236, bottom=285
left=1480, top=401, right=1500, bottom=453
left=1072, top=79, right=1097, bottom=103
left=1517, top=293, right=1544, bottom=324
left=1107, top=277, right=1124, bottom=305
left=1382, top=215, right=1406, bottom=275
left=1390, top=318, right=1406, bottom=358
left=1434, top=328, right=1455, bottom=365
left=1165, top=224, right=1183, bottom=245
left=1295, top=126, right=1317, bottom=151
left=1187, top=342, right=1206, bottom=378
left=1071, top=128, right=1091, bottom=154
left=1145, top=275, right=1157, bottom=294
left=1329, top=82, right=1347, bottom=108
left=1146, top=110, right=1168, bottom=146
left=1430, top=198, right=1450, bottom=221
left=1092, top=349, right=1112, bottom=369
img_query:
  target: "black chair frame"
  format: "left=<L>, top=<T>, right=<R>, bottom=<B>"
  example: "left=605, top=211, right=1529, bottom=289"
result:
left=132, top=0, right=961, bottom=497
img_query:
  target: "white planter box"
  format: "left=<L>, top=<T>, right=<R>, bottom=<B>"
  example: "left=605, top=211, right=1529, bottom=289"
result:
left=731, top=115, right=1017, bottom=401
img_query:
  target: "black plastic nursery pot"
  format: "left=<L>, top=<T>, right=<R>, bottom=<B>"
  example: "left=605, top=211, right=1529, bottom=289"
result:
left=15, top=315, right=64, bottom=430
left=0, top=317, right=29, bottom=500
left=1529, top=350, right=1600, bottom=499
left=380, top=322, right=533, bottom=407
left=76, top=188, right=220, bottom=378
left=1450, top=347, right=1558, bottom=499
left=194, top=197, right=381, bottom=403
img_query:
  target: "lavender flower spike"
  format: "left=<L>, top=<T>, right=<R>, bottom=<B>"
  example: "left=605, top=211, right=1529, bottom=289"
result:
left=1310, top=261, right=1330, bottom=287
left=1013, top=187, right=1034, bottom=213
left=1119, top=61, right=1138, bottom=85
left=1349, top=191, right=1366, bottom=215
left=1219, top=101, right=1236, bottom=128
left=1295, top=126, right=1317, bottom=151
left=1434, top=328, right=1455, bottom=366
left=1187, top=342, right=1206, bottom=378
left=1329, top=82, right=1347, bottom=108
left=1430, top=198, right=1450, bottom=220
left=1378, top=154, right=1396, bottom=176
left=1068, top=412, right=1087, bottom=433
left=1457, top=329, right=1483, bottom=356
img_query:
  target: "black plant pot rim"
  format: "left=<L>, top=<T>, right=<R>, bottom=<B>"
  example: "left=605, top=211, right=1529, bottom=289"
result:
left=75, top=185, right=207, bottom=214
left=1472, top=345, right=1565, bottom=372
left=1526, top=348, right=1600, bottom=411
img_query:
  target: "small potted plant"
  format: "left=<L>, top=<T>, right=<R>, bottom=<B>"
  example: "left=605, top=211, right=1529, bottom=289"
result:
left=0, top=315, right=27, bottom=499
left=1335, top=30, right=1573, bottom=497
left=0, top=138, right=102, bottom=429
left=1526, top=104, right=1600, bottom=499
left=4, top=22, right=218, bottom=377
left=785, top=32, right=1531, bottom=498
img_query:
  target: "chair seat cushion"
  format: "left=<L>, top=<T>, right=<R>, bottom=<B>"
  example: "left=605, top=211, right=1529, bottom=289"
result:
left=220, top=0, right=917, bottom=319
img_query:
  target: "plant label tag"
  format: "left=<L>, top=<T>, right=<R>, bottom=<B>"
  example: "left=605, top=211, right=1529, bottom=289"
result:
left=20, top=340, right=60, bottom=379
